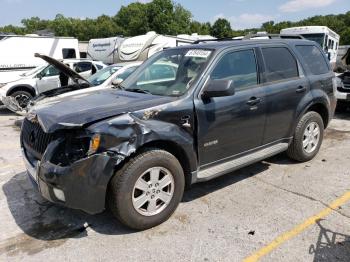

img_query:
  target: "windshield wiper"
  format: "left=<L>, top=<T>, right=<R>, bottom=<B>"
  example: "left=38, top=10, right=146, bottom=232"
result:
left=125, top=88, right=152, bottom=95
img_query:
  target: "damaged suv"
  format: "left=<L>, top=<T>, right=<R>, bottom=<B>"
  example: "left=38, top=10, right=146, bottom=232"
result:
left=21, top=39, right=336, bottom=230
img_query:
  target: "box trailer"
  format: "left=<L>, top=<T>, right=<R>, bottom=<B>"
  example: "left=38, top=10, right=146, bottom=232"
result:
left=0, top=34, right=80, bottom=82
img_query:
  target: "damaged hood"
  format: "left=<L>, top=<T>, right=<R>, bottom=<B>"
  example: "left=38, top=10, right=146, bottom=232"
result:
left=34, top=53, right=90, bottom=84
left=29, top=89, right=174, bottom=133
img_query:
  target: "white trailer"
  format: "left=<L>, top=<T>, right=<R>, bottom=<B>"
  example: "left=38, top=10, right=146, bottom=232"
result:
left=280, top=26, right=340, bottom=67
left=87, top=37, right=124, bottom=65
left=117, top=31, right=209, bottom=63
left=0, top=34, right=80, bottom=82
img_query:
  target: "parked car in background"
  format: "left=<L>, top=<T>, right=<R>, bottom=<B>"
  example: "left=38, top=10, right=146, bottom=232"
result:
left=0, top=56, right=106, bottom=110
left=26, top=61, right=142, bottom=114
left=335, top=47, right=350, bottom=110
left=0, top=34, right=80, bottom=82
left=21, top=39, right=336, bottom=230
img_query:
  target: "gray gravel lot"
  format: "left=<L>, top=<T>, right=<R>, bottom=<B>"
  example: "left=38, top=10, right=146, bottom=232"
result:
left=0, top=108, right=350, bottom=262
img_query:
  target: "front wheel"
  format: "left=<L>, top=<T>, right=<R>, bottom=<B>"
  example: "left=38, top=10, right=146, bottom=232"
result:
left=10, top=90, right=33, bottom=110
left=287, top=111, right=324, bottom=162
left=108, top=149, right=185, bottom=230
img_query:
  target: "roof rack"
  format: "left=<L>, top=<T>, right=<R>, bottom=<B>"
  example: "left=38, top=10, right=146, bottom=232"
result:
left=193, top=38, right=240, bottom=44
left=243, top=33, right=304, bottom=40
left=193, top=34, right=304, bottom=44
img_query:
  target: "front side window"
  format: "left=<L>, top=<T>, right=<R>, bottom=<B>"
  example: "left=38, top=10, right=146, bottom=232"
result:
left=210, top=49, right=258, bottom=91
left=262, top=47, right=299, bottom=82
left=122, top=48, right=213, bottom=97
left=62, top=48, right=76, bottom=59
left=295, top=45, right=329, bottom=75
left=41, top=65, right=60, bottom=77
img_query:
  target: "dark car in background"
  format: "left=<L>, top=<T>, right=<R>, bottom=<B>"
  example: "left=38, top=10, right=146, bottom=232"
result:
left=21, top=39, right=336, bottom=230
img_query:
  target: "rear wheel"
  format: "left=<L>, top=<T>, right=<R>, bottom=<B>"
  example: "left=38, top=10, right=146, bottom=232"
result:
left=108, top=149, right=185, bottom=230
left=10, top=90, right=33, bottom=109
left=287, top=111, right=324, bottom=162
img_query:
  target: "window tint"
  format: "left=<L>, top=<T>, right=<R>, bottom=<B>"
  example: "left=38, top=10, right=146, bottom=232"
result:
left=295, top=45, right=329, bottom=75
left=211, top=49, right=258, bottom=91
left=62, top=48, right=76, bottom=59
left=74, top=62, right=92, bottom=73
left=262, top=47, right=298, bottom=82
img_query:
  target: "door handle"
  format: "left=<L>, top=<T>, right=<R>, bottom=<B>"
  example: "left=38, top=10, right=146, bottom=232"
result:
left=296, top=86, right=306, bottom=93
left=246, top=97, right=261, bottom=106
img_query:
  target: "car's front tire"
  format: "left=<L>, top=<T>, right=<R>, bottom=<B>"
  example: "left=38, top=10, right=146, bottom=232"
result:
left=287, top=111, right=324, bottom=162
left=108, top=148, right=185, bottom=230
left=10, top=90, right=33, bottom=110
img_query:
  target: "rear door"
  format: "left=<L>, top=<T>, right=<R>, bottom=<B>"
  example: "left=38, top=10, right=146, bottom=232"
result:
left=195, top=48, right=266, bottom=166
left=259, top=45, right=311, bottom=144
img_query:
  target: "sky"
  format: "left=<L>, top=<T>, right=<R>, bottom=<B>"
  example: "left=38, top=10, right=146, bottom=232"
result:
left=0, top=0, right=349, bottom=29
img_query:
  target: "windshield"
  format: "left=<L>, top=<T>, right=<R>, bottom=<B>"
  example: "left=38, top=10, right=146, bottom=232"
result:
left=88, top=65, right=122, bottom=86
left=301, top=33, right=325, bottom=47
left=122, top=48, right=213, bottom=97
left=21, top=65, right=47, bottom=77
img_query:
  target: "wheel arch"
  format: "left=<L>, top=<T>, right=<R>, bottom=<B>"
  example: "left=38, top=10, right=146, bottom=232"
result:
left=7, top=85, right=36, bottom=97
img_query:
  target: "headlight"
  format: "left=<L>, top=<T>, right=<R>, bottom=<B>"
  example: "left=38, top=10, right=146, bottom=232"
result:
left=88, top=134, right=101, bottom=155
left=0, top=83, right=7, bottom=88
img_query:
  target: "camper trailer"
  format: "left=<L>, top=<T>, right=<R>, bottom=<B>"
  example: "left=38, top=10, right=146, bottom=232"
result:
left=117, top=31, right=199, bottom=63
left=87, top=37, right=124, bottom=65
left=0, top=34, right=80, bottom=82
left=280, top=26, right=340, bottom=67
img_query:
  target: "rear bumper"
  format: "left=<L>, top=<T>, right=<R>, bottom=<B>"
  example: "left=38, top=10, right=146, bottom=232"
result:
left=22, top=146, right=119, bottom=215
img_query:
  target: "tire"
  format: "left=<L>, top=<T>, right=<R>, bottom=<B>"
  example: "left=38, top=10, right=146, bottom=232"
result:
left=287, top=111, right=324, bottom=162
left=108, top=148, right=185, bottom=230
left=10, top=90, right=33, bottom=109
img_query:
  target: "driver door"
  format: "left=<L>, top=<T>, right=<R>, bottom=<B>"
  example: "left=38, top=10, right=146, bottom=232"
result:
left=36, top=65, right=61, bottom=93
left=194, top=48, right=266, bottom=166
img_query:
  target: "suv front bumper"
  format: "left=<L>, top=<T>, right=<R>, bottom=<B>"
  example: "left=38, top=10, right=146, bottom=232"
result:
left=22, top=147, right=119, bottom=215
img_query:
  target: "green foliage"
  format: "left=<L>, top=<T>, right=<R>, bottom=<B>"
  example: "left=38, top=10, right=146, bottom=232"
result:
left=211, top=18, right=232, bottom=38
left=0, top=0, right=349, bottom=45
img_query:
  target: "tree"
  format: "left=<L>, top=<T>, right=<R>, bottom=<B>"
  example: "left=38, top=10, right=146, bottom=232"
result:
left=147, top=0, right=174, bottom=34
left=211, top=18, right=232, bottom=38
left=114, top=2, right=149, bottom=36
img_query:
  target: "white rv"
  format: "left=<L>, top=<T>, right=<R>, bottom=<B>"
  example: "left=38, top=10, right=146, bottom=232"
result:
left=0, top=34, right=80, bottom=82
left=87, top=37, right=124, bottom=65
left=117, top=31, right=198, bottom=63
left=280, top=26, right=340, bottom=67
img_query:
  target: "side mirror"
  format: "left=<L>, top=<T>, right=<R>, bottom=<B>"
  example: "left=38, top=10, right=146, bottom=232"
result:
left=112, top=78, right=123, bottom=86
left=202, top=79, right=235, bottom=98
left=36, top=73, right=43, bottom=80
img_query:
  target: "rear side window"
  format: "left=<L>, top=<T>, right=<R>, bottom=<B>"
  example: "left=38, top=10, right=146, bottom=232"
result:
left=261, top=47, right=299, bottom=82
left=211, top=49, right=258, bottom=91
left=62, top=48, right=77, bottom=59
left=295, top=45, right=329, bottom=75
left=74, top=62, right=92, bottom=73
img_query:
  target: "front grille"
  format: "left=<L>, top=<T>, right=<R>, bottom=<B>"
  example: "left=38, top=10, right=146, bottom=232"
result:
left=21, top=118, right=54, bottom=156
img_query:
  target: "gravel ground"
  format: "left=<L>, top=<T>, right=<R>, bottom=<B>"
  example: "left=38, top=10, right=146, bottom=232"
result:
left=0, top=108, right=350, bottom=262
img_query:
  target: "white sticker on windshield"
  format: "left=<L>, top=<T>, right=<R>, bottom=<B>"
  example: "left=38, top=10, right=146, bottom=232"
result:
left=185, top=50, right=212, bottom=58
